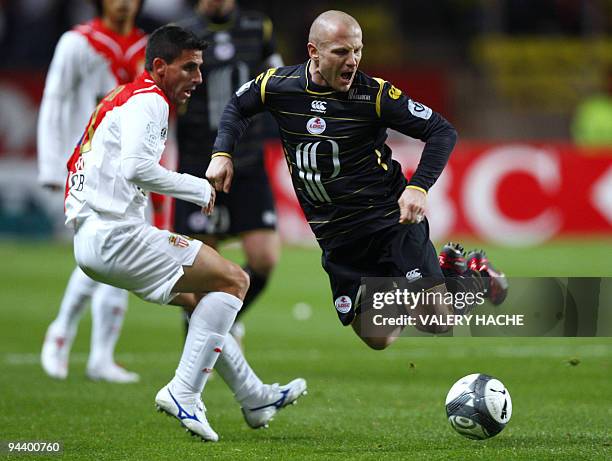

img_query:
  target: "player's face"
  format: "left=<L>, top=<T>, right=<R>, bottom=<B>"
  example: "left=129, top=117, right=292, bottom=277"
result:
left=198, top=0, right=235, bottom=18
left=103, top=0, right=140, bottom=23
left=159, top=50, right=203, bottom=106
left=315, top=27, right=362, bottom=92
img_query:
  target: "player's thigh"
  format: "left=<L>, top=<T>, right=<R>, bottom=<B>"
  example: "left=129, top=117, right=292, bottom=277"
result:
left=383, top=219, right=443, bottom=279
left=241, top=229, right=280, bottom=274
left=172, top=244, right=249, bottom=299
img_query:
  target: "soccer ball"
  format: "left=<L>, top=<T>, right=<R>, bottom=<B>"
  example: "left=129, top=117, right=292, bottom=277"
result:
left=445, top=373, right=512, bottom=440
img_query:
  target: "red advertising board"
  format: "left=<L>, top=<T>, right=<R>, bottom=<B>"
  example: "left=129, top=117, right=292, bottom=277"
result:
left=264, top=139, right=612, bottom=245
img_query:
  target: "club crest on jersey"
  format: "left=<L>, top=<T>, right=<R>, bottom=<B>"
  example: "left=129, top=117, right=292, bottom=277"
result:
left=310, top=100, right=327, bottom=113
left=168, top=234, right=191, bottom=248
left=307, top=117, right=326, bottom=135
left=388, top=85, right=402, bottom=100
left=335, top=296, right=352, bottom=314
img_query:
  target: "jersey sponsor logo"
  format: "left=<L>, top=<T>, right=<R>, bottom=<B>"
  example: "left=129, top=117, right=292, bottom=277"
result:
left=213, top=32, right=235, bottom=61
left=262, top=210, right=277, bottom=226
left=310, top=100, right=327, bottom=113
left=408, top=99, right=432, bottom=120
left=295, top=139, right=340, bottom=203
left=405, top=268, right=422, bottom=282
left=335, top=296, right=352, bottom=314
left=236, top=79, right=253, bottom=96
left=388, top=85, right=402, bottom=100
left=144, top=121, right=159, bottom=148
left=306, top=117, right=326, bottom=134
left=160, top=127, right=167, bottom=140
left=348, top=88, right=371, bottom=101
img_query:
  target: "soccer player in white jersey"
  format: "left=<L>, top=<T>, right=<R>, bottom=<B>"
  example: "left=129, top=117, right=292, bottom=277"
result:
left=64, top=24, right=306, bottom=442
left=37, top=0, right=146, bottom=383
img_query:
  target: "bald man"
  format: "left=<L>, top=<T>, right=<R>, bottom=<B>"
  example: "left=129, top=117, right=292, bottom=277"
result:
left=207, top=10, right=508, bottom=350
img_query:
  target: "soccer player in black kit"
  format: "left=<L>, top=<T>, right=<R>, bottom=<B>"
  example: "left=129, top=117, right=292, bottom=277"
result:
left=175, top=0, right=284, bottom=342
left=207, top=10, right=508, bottom=350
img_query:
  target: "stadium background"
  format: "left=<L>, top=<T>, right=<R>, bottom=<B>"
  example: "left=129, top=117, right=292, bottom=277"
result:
left=0, top=1, right=610, bottom=459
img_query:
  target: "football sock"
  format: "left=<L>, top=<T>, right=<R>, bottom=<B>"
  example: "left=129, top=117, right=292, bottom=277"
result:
left=51, top=266, right=97, bottom=337
left=235, top=265, right=269, bottom=320
left=171, top=292, right=242, bottom=399
left=88, top=284, right=129, bottom=369
left=214, top=333, right=263, bottom=402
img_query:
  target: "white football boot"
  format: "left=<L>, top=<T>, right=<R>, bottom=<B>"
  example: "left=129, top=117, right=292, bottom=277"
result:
left=86, top=362, right=140, bottom=383
left=41, top=323, right=75, bottom=379
left=241, top=378, right=308, bottom=429
left=155, top=385, right=219, bottom=442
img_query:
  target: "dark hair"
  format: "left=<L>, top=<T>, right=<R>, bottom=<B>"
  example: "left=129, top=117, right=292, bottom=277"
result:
left=92, top=0, right=144, bottom=17
left=144, top=25, right=208, bottom=71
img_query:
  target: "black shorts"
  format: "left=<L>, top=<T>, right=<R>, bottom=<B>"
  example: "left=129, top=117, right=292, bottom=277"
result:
left=173, top=171, right=277, bottom=237
left=321, top=219, right=442, bottom=326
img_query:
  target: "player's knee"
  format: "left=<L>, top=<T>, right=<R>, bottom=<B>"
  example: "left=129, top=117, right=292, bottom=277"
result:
left=414, top=301, right=453, bottom=334
left=247, top=244, right=279, bottom=275
left=416, top=322, right=452, bottom=335
left=361, top=336, right=392, bottom=351
left=226, top=263, right=250, bottom=300
left=249, top=253, right=278, bottom=276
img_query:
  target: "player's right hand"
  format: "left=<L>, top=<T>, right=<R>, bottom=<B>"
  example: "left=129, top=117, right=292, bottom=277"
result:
left=206, top=155, right=233, bottom=193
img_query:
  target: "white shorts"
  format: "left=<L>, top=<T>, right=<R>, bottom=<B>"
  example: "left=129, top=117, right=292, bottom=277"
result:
left=73, top=216, right=202, bottom=304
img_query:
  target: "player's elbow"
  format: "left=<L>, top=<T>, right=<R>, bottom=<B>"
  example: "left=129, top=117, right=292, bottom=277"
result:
left=121, top=156, right=147, bottom=183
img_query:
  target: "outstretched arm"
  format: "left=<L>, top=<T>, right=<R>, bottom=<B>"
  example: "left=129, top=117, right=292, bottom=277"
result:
left=208, top=70, right=273, bottom=191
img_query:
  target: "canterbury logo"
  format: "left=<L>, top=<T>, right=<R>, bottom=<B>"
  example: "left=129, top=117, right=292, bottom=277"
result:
left=311, top=100, right=327, bottom=113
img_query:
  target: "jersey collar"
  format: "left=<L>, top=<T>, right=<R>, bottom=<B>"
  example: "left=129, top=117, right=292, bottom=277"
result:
left=304, top=60, right=335, bottom=96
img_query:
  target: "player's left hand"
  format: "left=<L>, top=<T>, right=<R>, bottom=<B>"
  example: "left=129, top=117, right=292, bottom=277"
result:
left=398, top=187, right=426, bottom=224
left=206, top=155, right=234, bottom=193
left=202, top=185, right=216, bottom=216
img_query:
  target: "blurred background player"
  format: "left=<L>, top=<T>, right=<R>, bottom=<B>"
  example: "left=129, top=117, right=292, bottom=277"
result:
left=37, top=0, right=145, bottom=382
left=174, top=0, right=284, bottom=344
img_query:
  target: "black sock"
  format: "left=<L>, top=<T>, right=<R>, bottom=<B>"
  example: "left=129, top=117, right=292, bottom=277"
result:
left=236, top=265, right=269, bottom=321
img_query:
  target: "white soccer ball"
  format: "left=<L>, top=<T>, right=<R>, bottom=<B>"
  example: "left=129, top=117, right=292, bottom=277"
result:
left=445, top=373, right=512, bottom=440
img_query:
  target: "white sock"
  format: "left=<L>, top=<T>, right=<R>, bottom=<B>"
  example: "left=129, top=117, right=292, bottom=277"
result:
left=171, top=292, right=242, bottom=400
left=50, top=266, right=97, bottom=337
left=88, top=284, right=129, bottom=369
left=215, top=334, right=263, bottom=403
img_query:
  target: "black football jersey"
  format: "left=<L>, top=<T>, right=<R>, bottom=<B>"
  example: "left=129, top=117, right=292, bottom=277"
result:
left=214, top=61, right=457, bottom=249
left=176, top=8, right=279, bottom=172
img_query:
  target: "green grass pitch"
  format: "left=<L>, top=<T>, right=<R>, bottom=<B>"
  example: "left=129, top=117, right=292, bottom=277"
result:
left=0, top=239, right=610, bottom=460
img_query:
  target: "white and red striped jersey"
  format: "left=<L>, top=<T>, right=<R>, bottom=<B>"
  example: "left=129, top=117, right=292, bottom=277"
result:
left=37, top=18, right=147, bottom=187
left=65, top=72, right=212, bottom=226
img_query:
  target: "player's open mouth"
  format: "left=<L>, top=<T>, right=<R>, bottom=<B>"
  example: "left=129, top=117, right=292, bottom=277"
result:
left=183, top=89, right=192, bottom=98
left=340, top=72, right=353, bottom=84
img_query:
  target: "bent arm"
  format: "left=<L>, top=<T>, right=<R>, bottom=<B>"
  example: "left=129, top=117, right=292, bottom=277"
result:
left=381, top=83, right=457, bottom=192
left=121, top=94, right=212, bottom=207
